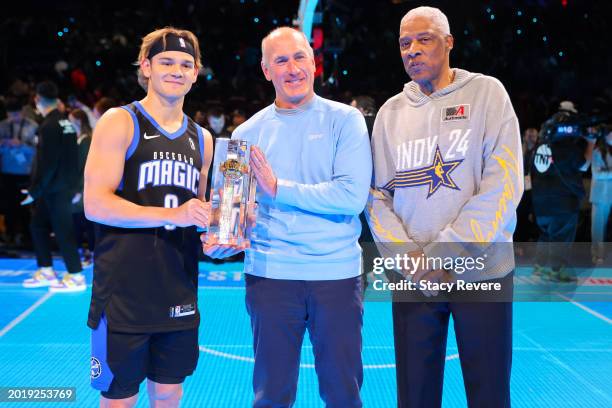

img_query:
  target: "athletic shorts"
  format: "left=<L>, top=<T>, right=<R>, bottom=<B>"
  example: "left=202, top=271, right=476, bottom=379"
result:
left=90, top=315, right=199, bottom=399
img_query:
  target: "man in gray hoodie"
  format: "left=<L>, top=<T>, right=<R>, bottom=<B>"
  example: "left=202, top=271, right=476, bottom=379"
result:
left=366, top=6, right=523, bottom=408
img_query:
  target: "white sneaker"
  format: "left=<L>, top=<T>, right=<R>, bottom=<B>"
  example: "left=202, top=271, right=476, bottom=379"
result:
left=49, top=273, right=87, bottom=293
left=23, top=268, right=58, bottom=288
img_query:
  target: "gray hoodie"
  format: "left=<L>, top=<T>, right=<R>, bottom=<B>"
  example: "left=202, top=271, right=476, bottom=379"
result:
left=366, top=68, right=523, bottom=281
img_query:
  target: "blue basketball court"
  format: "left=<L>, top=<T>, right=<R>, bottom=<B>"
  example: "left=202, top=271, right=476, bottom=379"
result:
left=0, top=257, right=611, bottom=407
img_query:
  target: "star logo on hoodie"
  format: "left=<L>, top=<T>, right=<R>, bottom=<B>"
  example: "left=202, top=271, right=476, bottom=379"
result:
left=383, top=145, right=463, bottom=198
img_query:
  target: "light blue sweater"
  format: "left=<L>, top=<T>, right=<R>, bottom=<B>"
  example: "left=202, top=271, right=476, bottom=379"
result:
left=232, top=95, right=372, bottom=280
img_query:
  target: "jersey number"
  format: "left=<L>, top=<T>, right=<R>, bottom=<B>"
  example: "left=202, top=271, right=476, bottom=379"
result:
left=446, top=129, right=471, bottom=158
left=164, top=194, right=178, bottom=230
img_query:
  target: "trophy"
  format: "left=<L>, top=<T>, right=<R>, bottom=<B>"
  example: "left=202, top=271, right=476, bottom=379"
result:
left=207, top=138, right=257, bottom=245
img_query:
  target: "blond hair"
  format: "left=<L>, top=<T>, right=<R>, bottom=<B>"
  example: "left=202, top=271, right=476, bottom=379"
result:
left=136, top=27, right=202, bottom=91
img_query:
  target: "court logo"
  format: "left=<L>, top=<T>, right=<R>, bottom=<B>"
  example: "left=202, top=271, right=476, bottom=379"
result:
left=442, top=104, right=470, bottom=122
left=90, top=357, right=102, bottom=379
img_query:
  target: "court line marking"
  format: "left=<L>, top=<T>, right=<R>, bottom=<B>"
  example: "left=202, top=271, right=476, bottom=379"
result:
left=4, top=281, right=612, bottom=296
left=1, top=260, right=612, bottom=299
left=0, top=283, right=245, bottom=289
left=3, top=282, right=612, bottom=298
left=4, top=280, right=612, bottom=296
left=4, top=281, right=612, bottom=297
left=0, top=286, right=52, bottom=292
left=199, top=345, right=458, bottom=369
left=0, top=284, right=240, bottom=289
left=0, top=292, right=54, bottom=338
left=0, top=260, right=38, bottom=278
left=555, top=293, right=612, bottom=324
left=199, top=344, right=612, bottom=352
left=521, top=332, right=612, bottom=404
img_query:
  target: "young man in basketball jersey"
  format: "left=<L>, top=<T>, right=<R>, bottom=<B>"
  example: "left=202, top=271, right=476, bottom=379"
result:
left=84, top=27, right=213, bottom=407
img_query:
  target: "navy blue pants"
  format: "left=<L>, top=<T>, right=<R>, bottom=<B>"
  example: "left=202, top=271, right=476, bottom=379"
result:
left=30, top=191, right=82, bottom=273
left=536, top=212, right=579, bottom=270
left=245, top=274, right=363, bottom=408
left=392, top=277, right=513, bottom=408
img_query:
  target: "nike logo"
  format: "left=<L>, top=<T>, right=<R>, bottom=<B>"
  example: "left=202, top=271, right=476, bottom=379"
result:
left=144, top=132, right=161, bottom=140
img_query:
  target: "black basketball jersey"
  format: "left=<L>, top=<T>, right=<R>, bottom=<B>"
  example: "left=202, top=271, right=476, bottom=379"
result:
left=88, top=101, right=204, bottom=333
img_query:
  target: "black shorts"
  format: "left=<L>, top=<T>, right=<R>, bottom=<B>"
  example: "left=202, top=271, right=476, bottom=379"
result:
left=90, top=315, right=199, bottom=399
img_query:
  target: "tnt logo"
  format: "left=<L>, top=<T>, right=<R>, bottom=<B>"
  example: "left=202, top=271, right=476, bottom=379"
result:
left=442, top=104, right=470, bottom=122
left=534, top=143, right=553, bottom=173
left=90, top=357, right=102, bottom=379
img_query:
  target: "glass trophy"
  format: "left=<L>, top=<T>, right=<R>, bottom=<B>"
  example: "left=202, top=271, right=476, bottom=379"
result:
left=207, top=138, right=257, bottom=245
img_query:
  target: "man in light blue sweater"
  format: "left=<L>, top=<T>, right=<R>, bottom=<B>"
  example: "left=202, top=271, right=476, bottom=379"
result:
left=366, top=7, right=522, bottom=408
left=206, top=27, right=371, bottom=407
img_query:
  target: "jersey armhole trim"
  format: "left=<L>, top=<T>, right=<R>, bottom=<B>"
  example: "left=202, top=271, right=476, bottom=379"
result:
left=196, top=124, right=205, bottom=163
left=120, top=105, right=140, bottom=160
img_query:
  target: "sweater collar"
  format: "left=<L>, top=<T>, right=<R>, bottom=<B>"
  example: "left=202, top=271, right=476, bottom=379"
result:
left=403, top=68, right=478, bottom=106
left=274, top=94, right=317, bottom=116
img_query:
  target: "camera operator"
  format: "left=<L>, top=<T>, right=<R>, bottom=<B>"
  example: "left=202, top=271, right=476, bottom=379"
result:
left=514, top=127, right=540, bottom=243
left=531, top=101, right=595, bottom=281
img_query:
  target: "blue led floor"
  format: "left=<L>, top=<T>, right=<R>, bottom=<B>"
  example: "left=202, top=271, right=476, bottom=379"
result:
left=0, top=258, right=611, bottom=407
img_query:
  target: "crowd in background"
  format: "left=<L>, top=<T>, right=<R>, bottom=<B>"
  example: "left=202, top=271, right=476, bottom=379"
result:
left=2, top=1, right=611, bottom=124
left=0, top=0, right=611, bottom=266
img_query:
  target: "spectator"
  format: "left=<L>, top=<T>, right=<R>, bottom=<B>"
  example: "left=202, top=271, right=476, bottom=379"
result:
left=193, top=108, right=207, bottom=128
left=350, top=95, right=376, bottom=135
left=205, top=106, right=230, bottom=138
left=66, top=95, right=97, bottom=128
left=514, top=127, right=540, bottom=243
left=350, top=94, right=382, bottom=292
left=226, top=108, right=247, bottom=133
left=0, top=96, right=38, bottom=247
left=93, top=97, right=117, bottom=120
left=68, top=108, right=94, bottom=266
left=590, top=131, right=612, bottom=265
left=523, top=127, right=539, bottom=160
left=21, top=80, right=84, bottom=292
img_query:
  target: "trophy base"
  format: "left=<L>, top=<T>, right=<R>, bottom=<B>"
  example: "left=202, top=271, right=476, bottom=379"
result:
left=205, top=228, right=249, bottom=246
